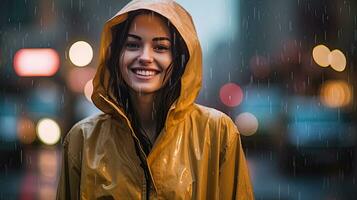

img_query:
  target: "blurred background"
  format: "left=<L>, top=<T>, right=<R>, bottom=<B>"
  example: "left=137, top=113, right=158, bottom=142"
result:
left=0, top=0, right=356, bottom=199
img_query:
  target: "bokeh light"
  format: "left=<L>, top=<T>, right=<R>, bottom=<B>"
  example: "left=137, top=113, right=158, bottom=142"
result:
left=235, top=112, right=259, bottom=136
left=38, top=149, right=58, bottom=181
left=36, top=118, right=61, bottom=145
left=320, top=80, right=352, bottom=108
left=69, top=41, right=93, bottom=67
left=17, top=117, right=36, bottom=144
left=219, top=83, right=243, bottom=107
left=38, top=184, right=56, bottom=200
left=312, top=44, right=330, bottom=67
left=67, top=67, right=96, bottom=93
left=0, top=116, right=17, bottom=142
left=13, top=48, right=60, bottom=77
left=84, top=79, right=94, bottom=102
left=329, top=49, right=346, bottom=72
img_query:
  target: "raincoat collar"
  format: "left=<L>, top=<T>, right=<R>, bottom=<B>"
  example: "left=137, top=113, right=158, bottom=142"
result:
left=91, top=0, right=202, bottom=126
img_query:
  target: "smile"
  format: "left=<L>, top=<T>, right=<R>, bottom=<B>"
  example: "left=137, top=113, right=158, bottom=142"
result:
left=131, top=69, right=160, bottom=77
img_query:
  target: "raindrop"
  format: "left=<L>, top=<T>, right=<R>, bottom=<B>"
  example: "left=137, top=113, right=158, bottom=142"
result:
left=61, top=94, right=64, bottom=105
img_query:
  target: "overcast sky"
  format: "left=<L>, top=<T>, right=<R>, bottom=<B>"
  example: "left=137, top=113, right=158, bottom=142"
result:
left=176, top=0, right=239, bottom=54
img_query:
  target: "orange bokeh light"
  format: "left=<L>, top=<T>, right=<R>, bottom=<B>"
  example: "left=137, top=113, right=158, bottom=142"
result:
left=17, top=117, right=36, bottom=144
left=320, top=80, right=352, bottom=108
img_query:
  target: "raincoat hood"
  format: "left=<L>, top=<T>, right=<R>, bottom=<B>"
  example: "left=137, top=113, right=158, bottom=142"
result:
left=92, top=0, right=202, bottom=125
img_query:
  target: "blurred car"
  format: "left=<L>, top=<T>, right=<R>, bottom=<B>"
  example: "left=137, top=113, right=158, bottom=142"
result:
left=280, top=96, right=356, bottom=174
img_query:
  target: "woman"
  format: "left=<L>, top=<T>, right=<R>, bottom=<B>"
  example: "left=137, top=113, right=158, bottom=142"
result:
left=57, top=0, right=254, bottom=199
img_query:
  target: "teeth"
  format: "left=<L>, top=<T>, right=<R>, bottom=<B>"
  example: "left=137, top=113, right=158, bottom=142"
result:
left=134, top=70, right=157, bottom=76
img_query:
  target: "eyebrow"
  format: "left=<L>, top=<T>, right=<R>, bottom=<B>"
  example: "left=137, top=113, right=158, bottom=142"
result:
left=128, top=34, right=171, bottom=42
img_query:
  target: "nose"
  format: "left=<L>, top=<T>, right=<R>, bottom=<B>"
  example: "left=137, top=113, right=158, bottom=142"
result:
left=139, top=45, right=154, bottom=65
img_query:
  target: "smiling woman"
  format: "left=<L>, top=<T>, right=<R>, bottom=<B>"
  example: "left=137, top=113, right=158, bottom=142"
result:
left=57, top=0, right=253, bottom=199
left=106, top=10, right=188, bottom=152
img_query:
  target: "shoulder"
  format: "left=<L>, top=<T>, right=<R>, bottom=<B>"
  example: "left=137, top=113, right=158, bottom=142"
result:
left=192, top=104, right=238, bottom=130
left=64, top=113, right=111, bottom=144
left=191, top=103, right=239, bottom=143
left=66, top=113, right=111, bottom=135
left=62, top=113, right=111, bottom=162
left=193, top=104, right=225, bottom=119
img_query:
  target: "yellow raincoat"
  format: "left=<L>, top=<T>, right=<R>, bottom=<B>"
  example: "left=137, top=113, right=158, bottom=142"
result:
left=57, top=0, right=254, bottom=199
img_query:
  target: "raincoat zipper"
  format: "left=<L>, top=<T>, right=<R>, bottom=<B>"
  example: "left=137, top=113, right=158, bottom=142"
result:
left=99, top=94, right=157, bottom=199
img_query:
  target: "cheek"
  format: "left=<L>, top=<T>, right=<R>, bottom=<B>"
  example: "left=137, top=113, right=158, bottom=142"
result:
left=120, top=51, right=137, bottom=73
left=121, top=51, right=137, bottom=67
left=157, top=54, right=173, bottom=70
left=118, top=52, right=131, bottom=83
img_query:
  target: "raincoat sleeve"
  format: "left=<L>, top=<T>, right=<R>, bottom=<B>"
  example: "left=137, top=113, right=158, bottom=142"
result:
left=56, top=125, right=83, bottom=200
left=219, top=118, right=254, bottom=200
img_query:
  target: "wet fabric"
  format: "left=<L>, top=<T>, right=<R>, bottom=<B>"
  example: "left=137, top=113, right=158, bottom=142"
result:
left=56, top=0, right=254, bottom=199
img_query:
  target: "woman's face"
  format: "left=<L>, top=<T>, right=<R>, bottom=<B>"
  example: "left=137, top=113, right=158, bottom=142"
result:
left=120, top=13, right=173, bottom=94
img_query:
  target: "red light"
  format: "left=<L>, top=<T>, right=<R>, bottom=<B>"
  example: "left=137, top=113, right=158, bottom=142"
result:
left=219, top=83, right=243, bottom=107
left=67, top=67, right=96, bottom=93
left=13, top=48, right=60, bottom=77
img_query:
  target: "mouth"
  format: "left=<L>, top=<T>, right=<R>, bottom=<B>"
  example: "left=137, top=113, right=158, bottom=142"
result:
left=130, top=68, right=161, bottom=78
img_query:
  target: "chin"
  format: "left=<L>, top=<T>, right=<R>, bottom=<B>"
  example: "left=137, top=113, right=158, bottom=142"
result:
left=130, top=84, right=160, bottom=95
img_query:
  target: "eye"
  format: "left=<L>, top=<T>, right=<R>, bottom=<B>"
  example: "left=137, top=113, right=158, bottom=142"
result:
left=125, top=42, right=140, bottom=50
left=154, top=44, right=170, bottom=52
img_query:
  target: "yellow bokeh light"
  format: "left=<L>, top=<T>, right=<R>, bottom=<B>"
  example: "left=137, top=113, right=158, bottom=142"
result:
left=320, top=80, right=352, bottom=108
left=312, top=44, right=330, bottom=67
left=36, top=118, right=61, bottom=145
left=235, top=112, right=259, bottom=136
left=69, top=41, right=93, bottom=67
left=84, top=79, right=94, bottom=102
left=329, top=49, right=346, bottom=72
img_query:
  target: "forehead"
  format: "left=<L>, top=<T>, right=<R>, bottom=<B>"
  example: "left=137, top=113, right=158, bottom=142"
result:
left=128, top=13, right=170, bottom=37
